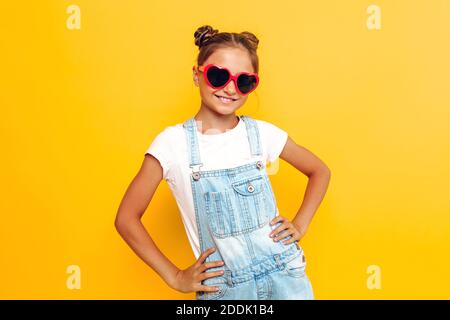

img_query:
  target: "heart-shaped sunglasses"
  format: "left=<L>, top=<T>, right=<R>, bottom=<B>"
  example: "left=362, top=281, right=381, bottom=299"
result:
left=193, top=64, right=259, bottom=96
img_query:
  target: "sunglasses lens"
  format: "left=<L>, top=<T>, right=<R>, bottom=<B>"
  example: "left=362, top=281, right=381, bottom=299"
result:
left=206, top=66, right=230, bottom=88
left=237, top=74, right=258, bottom=94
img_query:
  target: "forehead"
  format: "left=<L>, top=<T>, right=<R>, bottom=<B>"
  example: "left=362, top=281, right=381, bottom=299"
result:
left=204, top=47, right=254, bottom=74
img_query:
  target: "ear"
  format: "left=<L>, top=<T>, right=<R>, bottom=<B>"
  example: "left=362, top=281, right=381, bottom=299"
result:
left=192, top=67, right=199, bottom=86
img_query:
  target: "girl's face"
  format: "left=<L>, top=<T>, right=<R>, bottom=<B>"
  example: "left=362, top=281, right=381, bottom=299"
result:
left=193, top=47, right=255, bottom=116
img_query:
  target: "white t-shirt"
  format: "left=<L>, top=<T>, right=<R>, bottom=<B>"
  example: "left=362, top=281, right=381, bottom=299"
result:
left=145, top=116, right=289, bottom=259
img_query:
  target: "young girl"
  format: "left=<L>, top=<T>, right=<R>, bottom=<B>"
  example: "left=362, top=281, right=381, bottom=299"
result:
left=115, top=25, right=331, bottom=300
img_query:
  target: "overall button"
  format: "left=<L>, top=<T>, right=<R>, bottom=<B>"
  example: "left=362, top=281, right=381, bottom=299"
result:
left=247, top=184, right=255, bottom=193
left=256, top=161, right=264, bottom=170
left=192, top=172, right=200, bottom=181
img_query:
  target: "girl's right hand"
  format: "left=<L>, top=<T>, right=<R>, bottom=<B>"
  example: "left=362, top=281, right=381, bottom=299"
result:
left=172, top=247, right=225, bottom=294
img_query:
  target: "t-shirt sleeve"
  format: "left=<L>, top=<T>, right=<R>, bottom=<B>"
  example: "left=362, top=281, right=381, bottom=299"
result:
left=144, top=127, right=173, bottom=180
left=257, top=119, right=289, bottom=163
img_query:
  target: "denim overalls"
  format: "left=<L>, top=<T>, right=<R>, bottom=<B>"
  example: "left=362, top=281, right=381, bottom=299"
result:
left=183, top=115, right=314, bottom=300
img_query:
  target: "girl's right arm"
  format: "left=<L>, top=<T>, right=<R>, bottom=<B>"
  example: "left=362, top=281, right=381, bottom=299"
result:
left=114, top=154, right=224, bottom=294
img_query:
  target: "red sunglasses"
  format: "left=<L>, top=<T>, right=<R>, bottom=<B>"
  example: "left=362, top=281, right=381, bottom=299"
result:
left=193, top=63, right=259, bottom=96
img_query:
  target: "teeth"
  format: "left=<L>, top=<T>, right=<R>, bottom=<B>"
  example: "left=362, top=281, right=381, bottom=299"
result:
left=216, top=95, right=235, bottom=102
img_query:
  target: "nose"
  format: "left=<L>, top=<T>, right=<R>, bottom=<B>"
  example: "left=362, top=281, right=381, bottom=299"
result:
left=223, top=79, right=238, bottom=95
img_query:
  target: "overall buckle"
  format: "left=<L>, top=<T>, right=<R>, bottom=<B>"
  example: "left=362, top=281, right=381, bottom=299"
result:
left=191, top=164, right=203, bottom=181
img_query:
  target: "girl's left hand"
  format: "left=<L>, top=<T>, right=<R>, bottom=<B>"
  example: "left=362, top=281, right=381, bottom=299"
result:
left=269, top=215, right=306, bottom=245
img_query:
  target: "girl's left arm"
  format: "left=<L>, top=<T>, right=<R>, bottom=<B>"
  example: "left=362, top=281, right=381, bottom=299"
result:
left=269, top=136, right=331, bottom=243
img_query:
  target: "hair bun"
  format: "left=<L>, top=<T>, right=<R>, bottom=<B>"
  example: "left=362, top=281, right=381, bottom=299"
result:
left=240, top=31, right=259, bottom=50
left=194, top=25, right=219, bottom=48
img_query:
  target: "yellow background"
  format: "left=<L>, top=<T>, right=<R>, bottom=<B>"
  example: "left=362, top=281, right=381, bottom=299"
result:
left=1, top=0, right=449, bottom=299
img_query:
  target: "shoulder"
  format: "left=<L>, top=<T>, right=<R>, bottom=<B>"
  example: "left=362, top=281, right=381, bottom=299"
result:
left=144, top=122, right=186, bottom=179
left=250, top=117, right=287, bottom=135
left=254, top=118, right=275, bottom=128
left=151, top=123, right=185, bottom=143
left=145, top=122, right=187, bottom=156
left=250, top=117, right=289, bottom=162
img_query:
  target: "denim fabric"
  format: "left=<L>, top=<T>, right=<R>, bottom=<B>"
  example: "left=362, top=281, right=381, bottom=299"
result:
left=183, top=115, right=314, bottom=300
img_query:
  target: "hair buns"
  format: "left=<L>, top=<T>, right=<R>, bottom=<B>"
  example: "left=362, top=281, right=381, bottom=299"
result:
left=194, top=25, right=219, bottom=48
left=240, top=31, right=259, bottom=50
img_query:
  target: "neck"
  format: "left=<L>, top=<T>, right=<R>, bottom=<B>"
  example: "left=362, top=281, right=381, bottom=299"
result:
left=194, top=106, right=239, bottom=135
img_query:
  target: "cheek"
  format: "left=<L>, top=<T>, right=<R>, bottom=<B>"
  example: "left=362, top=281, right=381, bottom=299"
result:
left=235, top=96, right=248, bottom=106
left=198, top=80, right=214, bottom=95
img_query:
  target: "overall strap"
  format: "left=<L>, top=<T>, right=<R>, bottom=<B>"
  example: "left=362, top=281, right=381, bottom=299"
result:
left=182, top=118, right=203, bottom=170
left=182, top=115, right=262, bottom=171
left=240, top=115, right=262, bottom=157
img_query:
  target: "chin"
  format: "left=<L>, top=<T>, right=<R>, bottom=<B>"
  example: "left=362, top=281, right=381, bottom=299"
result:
left=204, top=98, right=240, bottom=115
left=212, top=105, right=241, bottom=116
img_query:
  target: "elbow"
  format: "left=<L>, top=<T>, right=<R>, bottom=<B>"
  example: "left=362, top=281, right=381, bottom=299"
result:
left=323, top=165, right=331, bottom=177
left=114, top=210, right=142, bottom=234
left=322, top=165, right=331, bottom=181
left=311, top=164, right=331, bottom=179
left=114, top=212, right=129, bottom=234
left=114, top=214, right=123, bottom=233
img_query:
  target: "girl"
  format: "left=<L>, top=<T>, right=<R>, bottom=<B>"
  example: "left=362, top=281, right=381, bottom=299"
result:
left=115, top=25, right=331, bottom=300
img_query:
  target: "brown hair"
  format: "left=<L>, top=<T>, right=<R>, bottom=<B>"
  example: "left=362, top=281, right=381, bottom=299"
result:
left=194, top=25, right=260, bottom=73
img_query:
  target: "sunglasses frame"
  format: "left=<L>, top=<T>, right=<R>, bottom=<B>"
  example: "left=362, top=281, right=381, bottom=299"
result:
left=193, top=63, right=259, bottom=96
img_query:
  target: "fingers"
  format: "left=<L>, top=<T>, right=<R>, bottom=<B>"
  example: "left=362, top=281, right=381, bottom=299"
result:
left=198, top=260, right=225, bottom=273
left=269, top=219, right=289, bottom=238
left=273, top=229, right=294, bottom=242
left=270, top=215, right=285, bottom=227
left=197, top=247, right=216, bottom=265
left=192, top=247, right=226, bottom=294
left=198, top=284, right=221, bottom=293
left=195, top=255, right=225, bottom=293
left=282, top=237, right=298, bottom=245
left=199, top=269, right=225, bottom=281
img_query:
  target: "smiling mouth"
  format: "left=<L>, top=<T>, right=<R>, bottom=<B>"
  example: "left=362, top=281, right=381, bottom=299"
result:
left=214, top=94, right=238, bottom=102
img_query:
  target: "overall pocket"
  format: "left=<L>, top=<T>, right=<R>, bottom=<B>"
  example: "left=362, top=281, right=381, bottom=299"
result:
left=204, top=175, right=274, bottom=238
left=204, top=191, right=230, bottom=237
left=284, top=251, right=307, bottom=278
left=232, top=175, right=272, bottom=231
